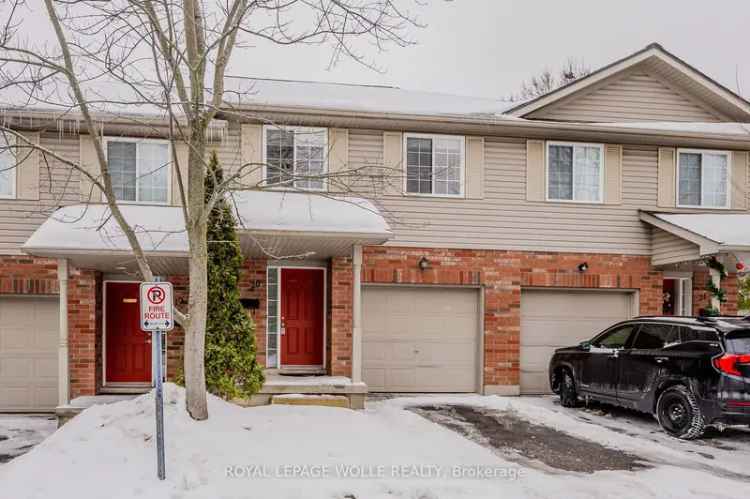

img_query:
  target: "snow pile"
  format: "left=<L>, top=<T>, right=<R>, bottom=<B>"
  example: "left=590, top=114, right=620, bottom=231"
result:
left=1, top=386, right=747, bottom=499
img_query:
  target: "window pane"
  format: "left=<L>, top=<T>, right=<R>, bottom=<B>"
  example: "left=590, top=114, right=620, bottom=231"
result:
left=702, top=153, right=728, bottom=207
left=595, top=325, right=634, bottom=349
left=107, top=142, right=137, bottom=201
left=294, top=129, right=326, bottom=190
left=137, top=143, right=169, bottom=203
left=548, top=145, right=573, bottom=200
left=406, top=137, right=432, bottom=194
left=266, top=129, right=294, bottom=185
left=434, top=137, right=461, bottom=195
left=632, top=324, right=678, bottom=349
left=573, top=146, right=601, bottom=202
left=678, top=153, right=701, bottom=206
left=0, top=134, right=15, bottom=197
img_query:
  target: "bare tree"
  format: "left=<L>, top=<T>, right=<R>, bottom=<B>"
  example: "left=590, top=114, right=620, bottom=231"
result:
left=0, top=0, right=422, bottom=420
left=511, top=57, right=590, bottom=101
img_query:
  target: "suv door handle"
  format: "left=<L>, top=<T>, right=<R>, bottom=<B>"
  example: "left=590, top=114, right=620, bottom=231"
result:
left=655, top=356, right=669, bottom=364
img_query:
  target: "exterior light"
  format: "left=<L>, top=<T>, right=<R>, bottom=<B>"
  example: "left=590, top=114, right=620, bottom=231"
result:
left=418, top=256, right=431, bottom=271
left=577, top=262, right=589, bottom=273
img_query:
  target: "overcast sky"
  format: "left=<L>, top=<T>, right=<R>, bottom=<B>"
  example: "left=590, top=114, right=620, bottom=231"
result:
left=228, top=0, right=750, bottom=101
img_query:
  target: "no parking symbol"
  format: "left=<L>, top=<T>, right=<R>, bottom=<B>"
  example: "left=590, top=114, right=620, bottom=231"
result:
left=140, top=282, right=174, bottom=332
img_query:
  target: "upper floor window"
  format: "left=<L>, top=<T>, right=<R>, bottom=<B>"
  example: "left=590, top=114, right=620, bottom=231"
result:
left=263, top=126, right=327, bottom=191
left=106, top=139, right=170, bottom=203
left=0, top=134, right=16, bottom=199
left=677, top=149, right=729, bottom=208
left=404, top=133, right=464, bottom=197
left=547, top=142, right=603, bottom=203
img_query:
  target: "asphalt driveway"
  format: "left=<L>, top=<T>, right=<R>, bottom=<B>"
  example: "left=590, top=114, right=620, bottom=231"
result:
left=0, top=415, right=56, bottom=464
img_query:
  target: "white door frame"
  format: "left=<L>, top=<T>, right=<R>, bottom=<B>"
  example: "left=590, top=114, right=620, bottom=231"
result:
left=663, top=271, right=693, bottom=316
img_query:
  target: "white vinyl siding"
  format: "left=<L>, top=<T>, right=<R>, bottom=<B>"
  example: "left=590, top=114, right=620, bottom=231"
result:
left=547, top=142, right=603, bottom=203
left=106, top=139, right=170, bottom=204
left=404, top=133, right=465, bottom=197
left=677, top=149, right=730, bottom=209
left=263, top=126, right=327, bottom=191
left=0, top=134, right=17, bottom=199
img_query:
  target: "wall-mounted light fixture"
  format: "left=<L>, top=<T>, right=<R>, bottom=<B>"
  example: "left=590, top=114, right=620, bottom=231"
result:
left=418, top=256, right=431, bottom=271
left=577, top=262, right=589, bottom=273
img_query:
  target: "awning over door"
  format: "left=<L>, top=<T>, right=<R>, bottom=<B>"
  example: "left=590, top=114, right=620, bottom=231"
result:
left=641, top=211, right=750, bottom=267
left=22, top=191, right=392, bottom=273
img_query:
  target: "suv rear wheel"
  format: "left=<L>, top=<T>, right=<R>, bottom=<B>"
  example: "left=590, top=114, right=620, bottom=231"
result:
left=656, top=385, right=706, bottom=440
left=559, top=369, right=579, bottom=408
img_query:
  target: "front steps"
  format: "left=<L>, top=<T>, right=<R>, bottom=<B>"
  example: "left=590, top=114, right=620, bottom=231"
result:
left=236, top=371, right=368, bottom=409
left=271, top=394, right=351, bottom=408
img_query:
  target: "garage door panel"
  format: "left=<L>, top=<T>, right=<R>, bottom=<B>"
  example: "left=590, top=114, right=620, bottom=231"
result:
left=0, top=297, right=59, bottom=411
left=363, top=286, right=479, bottom=393
left=520, top=289, right=633, bottom=395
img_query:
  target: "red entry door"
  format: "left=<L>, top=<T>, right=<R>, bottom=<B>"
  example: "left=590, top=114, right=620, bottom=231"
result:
left=106, top=282, right=152, bottom=383
left=281, top=269, right=324, bottom=366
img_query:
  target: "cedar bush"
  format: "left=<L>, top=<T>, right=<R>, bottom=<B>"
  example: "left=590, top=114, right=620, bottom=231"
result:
left=203, top=151, right=264, bottom=399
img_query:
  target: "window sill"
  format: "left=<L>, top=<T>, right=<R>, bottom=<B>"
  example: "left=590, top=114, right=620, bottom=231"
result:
left=544, top=198, right=604, bottom=206
left=403, top=192, right=465, bottom=199
left=675, top=204, right=731, bottom=210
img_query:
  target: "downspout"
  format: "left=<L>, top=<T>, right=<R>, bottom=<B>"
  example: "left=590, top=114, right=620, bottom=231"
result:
left=57, top=258, right=70, bottom=406
left=351, top=245, right=363, bottom=383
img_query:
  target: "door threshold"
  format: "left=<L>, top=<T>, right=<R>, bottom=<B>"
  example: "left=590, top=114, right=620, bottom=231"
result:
left=279, top=366, right=326, bottom=376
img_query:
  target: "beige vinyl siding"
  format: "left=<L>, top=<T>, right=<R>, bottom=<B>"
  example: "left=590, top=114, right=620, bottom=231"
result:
left=527, top=71, right=723, bottom=123
left=351, top=129, right=669, bottom=254
left=0, top=133, right=81, bottom=254
left=651, top=228, right=701, bottom=266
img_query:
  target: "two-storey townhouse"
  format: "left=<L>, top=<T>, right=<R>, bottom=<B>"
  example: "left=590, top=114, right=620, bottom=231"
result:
left=4, top=43, right=750, bottom=414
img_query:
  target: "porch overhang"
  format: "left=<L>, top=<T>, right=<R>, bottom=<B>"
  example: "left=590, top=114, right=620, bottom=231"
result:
left=22, top=192, right=392, bottom=273
left=640, top=211, right=750, bottom=267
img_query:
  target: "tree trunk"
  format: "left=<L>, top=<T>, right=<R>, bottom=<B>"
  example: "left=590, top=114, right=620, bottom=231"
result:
left=184, top=127, right=209, bottom=420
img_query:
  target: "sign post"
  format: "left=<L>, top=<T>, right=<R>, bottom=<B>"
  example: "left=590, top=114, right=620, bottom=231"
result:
left=140, top=281, right=174, bottom=481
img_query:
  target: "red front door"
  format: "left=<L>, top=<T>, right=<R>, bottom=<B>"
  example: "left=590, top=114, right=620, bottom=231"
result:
left=106, top=282, right=152, bottom=383
left=281, top=269, right=324, bottom=366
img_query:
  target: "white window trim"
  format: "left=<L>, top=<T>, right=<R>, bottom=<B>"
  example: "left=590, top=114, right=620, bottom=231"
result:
left=104, top=137, right=172, bottom=205
left=676, top=148, right=732, bottom=210
left=545, top=141, right=605, bottom=204
left=0, top=133, right=17, bottom=199
left=261, top=125, right=329, bottom=192
left=403, top=132, right=466, bottom=198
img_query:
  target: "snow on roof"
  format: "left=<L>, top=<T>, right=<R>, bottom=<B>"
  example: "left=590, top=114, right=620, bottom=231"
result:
left=23, top=191, right=391, bottom=257
left=22, top=203, right=188, bottom=255
left=230, top=190, right=391, bottom=237
left=652, top=212, right=750, bottom=247
left=591, top=122, right=750, bottom=136
left=224, top=77, right=517, bottom=118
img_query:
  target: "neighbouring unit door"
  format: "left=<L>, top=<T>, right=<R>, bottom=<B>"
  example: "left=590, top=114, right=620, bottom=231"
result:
left=362, top=286, right=480, bottom=392
left=106, top=282, right=151, bottom=383
left=520, top=289, right=634, bottom=394
left=0, top=297, right=59, bottom=411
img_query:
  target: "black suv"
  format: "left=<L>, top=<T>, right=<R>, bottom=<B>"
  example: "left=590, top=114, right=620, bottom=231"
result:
left=549, top=316, right=750, bottom=439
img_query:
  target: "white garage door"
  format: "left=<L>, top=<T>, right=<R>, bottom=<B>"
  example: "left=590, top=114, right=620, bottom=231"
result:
left=363, top=286, right=480, bottom=392
left=0, top=297, right=59, bottom=411
left=520, top=289, right=634, bottom=394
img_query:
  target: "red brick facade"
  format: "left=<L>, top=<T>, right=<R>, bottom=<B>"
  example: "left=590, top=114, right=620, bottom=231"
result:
left=1, top=249, right=743, bottom=400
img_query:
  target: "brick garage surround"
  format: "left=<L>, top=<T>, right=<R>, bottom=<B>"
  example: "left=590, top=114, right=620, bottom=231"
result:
left=360, top=246, right=665, bottom=393
left=0, top=256, right=101, bottom=399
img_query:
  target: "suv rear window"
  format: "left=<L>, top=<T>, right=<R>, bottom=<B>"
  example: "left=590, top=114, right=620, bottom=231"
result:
left=726, top=330, right=750, bottom=354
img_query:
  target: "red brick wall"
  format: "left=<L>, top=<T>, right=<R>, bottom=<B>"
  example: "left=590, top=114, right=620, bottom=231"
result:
left=361, top=247, right=663, bottom=389
left=330, top=257, right=353, bottom=376
left=239, top=259, right=268, bottom=367
left=68, top=268, right=100, bottom=398
left=0, top=256, right=58, bottom=294
left=693, top=270, right=739, bottom=315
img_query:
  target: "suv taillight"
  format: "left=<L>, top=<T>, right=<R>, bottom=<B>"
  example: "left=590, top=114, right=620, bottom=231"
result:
left=713, top=353, right=750, bottom=376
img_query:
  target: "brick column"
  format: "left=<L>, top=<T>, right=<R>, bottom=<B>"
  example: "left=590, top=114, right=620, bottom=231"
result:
left=68, top=267, right=100, bottom=399
left=330, top=256, right=353, bottom=377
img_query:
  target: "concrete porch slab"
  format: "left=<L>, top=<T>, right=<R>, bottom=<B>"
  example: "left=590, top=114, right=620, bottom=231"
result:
left=56, top=394, right=139, bottom=427
left=236, top=372, right=368, bottom=409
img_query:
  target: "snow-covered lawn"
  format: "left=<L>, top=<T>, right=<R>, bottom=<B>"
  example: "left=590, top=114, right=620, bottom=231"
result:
left=0, top=414, right=57, bottom=464
left=1, top=384, right=748, bottom=499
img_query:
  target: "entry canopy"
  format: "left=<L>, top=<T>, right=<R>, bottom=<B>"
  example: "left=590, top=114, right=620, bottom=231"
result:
left=22, top=191, right=392, bottom=273
left=641, top=211, right=750, bottom=265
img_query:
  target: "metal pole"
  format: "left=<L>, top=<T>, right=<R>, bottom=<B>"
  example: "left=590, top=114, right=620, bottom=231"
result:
left=154, top=329, right=165, bottom=480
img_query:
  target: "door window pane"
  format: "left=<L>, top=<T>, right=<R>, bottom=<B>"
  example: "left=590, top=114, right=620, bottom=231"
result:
left=594, top=325, right=635, bottom=349
left=632, top=324, right=679, bottom=350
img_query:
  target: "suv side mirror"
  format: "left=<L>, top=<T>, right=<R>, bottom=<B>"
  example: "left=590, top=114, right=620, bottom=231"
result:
left=579, top=341, right=592, bottom=351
